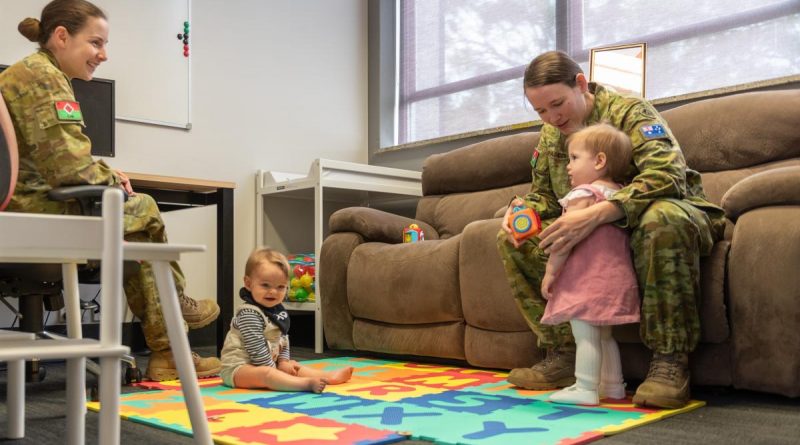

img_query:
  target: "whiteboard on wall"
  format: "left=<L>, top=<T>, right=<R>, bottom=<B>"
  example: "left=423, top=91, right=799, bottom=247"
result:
left=0, top=0, right=192, bottom=129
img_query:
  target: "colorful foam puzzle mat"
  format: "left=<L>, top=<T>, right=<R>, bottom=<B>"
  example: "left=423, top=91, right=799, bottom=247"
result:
left=87, top=357, right=704, bottom=445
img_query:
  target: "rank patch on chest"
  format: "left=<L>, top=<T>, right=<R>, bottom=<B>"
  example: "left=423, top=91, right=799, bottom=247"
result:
left=55, top=101, right=82, bottom=121
left=530, top=149, right=540, bottom=169
left=639, top=123, right=666, bottom=139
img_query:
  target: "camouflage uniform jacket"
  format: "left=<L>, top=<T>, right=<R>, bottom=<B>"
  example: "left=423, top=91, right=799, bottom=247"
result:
left=0, top=49, right=119, bottom=213
left=523, top=82, right=724, bottom=229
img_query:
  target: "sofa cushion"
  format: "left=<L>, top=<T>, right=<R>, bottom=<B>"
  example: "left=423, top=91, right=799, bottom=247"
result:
left=353, top=319, right=466, bottom=360
left=347, top=236, right=462, bottom=324
left=465, top=325, right=541, bottom=369
left=459, top=218, right=533, bottom=332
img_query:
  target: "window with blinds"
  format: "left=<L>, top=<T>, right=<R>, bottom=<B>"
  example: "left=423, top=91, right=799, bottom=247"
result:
left=394, top=0, right=800, bottom=147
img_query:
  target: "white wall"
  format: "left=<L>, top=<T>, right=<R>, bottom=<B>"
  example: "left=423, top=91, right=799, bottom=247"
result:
left=105, top=0, right=367, bottom=309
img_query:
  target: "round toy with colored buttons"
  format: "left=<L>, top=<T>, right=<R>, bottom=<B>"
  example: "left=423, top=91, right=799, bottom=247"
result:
left=507, top=205, right=542, bottom=241
left=513, top=214, right=532, bottom=232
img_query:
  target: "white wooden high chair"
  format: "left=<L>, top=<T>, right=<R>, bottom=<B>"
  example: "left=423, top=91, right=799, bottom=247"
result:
left=0, top=189, right=128, bottom=443
left=0, top=88, right=212, bottom=444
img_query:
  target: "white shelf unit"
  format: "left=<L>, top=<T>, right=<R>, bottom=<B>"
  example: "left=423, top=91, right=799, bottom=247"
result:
left=256, top=158, right=422, bottom=353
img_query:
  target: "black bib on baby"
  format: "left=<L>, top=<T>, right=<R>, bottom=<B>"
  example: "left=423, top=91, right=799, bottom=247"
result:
left=239, top=287, right=290, bottom=335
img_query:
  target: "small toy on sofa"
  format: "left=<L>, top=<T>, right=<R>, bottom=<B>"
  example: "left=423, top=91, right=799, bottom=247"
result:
left=508, top=205, right=541, bottom=242
left=287, top=253, right=315, bottom=302
left=403, top=223, right=425, bottom=243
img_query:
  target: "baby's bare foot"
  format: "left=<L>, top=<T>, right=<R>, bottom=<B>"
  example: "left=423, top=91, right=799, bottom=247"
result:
left=308, top=377, right=327, bottom=393
left=326, top=366, right=354, bottom=384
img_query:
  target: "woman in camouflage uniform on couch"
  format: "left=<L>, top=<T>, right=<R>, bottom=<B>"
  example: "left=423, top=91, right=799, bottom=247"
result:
left=498, top=51, right=726, bottom=409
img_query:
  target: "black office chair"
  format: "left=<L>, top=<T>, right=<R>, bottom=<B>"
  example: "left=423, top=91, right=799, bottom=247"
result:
left=0, top=90, right=141, bottom=386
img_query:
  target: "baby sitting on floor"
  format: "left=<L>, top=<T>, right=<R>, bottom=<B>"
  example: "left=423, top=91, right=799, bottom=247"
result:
left=220, top=247, right=352, bottom=393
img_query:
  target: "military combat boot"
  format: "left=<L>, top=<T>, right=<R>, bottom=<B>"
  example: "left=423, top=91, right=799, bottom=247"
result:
left=507, top=345, right=576, bottom=390
left=632, top=352, right=690, bottom=409
left=146, top=349, right=222, bottom=382
left=179, top=294, right=220, bottom=329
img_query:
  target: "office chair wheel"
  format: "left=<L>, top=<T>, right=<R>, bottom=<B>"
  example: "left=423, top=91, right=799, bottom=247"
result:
left=26, top=360, right=46, bottom=383
left=125, top=366, right=143, bottom=384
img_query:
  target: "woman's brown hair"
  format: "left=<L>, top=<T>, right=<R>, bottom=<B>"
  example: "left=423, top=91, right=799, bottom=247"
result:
left=18, top=0, right=106, bottom=47
left=523, top=50, right=583, bottom=89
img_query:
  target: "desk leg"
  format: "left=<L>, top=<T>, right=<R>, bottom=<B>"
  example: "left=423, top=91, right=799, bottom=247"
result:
left=216, top=187, right=234, bottom=356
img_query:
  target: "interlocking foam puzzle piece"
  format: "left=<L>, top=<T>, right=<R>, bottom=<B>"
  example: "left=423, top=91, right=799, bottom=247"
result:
left=595, top=399, right=706, bottom=435
left=215, top=415, right=407, bottom=445
left=327, top=379, right=448, bottom=402
left=384, top=368, right=508, bottom=391
left=133, top=376, right=223, bottom=391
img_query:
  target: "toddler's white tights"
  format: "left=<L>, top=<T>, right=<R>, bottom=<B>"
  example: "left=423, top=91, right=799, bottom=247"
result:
left=549, top=320, right=626, bottom=405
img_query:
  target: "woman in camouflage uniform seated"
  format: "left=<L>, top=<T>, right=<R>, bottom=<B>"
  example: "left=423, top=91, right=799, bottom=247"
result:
left=0, top=0, right=220, bottom=381
left=498, top=51, right=725, bottom=409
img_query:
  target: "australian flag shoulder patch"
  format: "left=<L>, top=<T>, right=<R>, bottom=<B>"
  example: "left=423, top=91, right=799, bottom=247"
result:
left=639, top=123, right=667, bottom=140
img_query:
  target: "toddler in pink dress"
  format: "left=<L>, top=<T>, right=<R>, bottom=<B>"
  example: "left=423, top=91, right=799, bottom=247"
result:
left=541, top=123, right=640, bottom=405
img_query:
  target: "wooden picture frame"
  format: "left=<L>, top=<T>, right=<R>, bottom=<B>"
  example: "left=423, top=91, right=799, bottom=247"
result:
left=589, top=43, right=647, bottom=97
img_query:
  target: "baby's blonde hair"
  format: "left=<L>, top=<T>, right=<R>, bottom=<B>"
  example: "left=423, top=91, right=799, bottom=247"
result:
left=245, top=247, right=290, bottom=280
left=567, top=122, right=633, bottom=182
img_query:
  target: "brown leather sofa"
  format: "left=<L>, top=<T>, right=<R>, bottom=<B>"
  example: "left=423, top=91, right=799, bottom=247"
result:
left=320, top=89, right=800, bottom=397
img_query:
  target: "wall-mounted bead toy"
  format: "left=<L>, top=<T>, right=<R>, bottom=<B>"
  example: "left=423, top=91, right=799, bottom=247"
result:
left=176, top=21, right=190, bottom=57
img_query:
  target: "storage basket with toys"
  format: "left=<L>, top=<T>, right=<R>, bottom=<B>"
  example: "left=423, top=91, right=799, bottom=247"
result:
left=287, top=253, right=315, bottom=302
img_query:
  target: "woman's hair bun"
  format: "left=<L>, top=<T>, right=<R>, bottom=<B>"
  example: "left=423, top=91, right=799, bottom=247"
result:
left=18, top=17, right=42, bottom=42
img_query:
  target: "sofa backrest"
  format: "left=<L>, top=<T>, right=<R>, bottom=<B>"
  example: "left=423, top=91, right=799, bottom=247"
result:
left=665, top=89, right=800, bottom=205
left=418, top=132, right=537, bottom=238
left=664, top=89, right=800, bottom=172
left=417, top=89, right=800, bottom=237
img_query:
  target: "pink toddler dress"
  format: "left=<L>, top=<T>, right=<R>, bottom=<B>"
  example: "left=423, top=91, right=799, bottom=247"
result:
left=540, top=184, right=640, bottom=326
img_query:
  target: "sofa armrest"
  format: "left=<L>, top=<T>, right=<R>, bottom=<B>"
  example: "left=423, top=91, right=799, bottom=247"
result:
left=493, top=206, right=507, bottom=219
left=728, top=206, right=800, bottom=396
left=721, top=166, right=800, bottom=222
left=319, top=232, right=363, bottom=350
left=329, top=207, right=439, bottom=243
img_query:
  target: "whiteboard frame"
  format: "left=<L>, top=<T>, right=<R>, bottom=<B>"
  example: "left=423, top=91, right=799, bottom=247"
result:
left=115, top=0, right=192, bottom=130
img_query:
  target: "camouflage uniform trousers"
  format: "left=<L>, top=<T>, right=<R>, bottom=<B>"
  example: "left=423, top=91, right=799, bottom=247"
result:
left=497, top=199, right=718, bottom=354
left=120, top=193, right=188, bottom=352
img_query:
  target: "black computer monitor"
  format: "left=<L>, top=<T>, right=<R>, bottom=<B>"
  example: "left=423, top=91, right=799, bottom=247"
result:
left=0, top=64, right=115, bottom=157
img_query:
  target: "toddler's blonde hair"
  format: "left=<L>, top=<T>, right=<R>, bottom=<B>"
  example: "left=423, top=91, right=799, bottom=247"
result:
left=245, top=247, right=290, bottom=280
left=567, top=122, right=633, bottom=182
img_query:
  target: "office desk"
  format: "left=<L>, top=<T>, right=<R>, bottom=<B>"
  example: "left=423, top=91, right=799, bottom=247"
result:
left=127, top=172, right=235, bottom=354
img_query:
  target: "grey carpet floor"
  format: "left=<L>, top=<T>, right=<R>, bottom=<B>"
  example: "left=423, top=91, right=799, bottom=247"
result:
left=1, top=346, right=798, bottom=444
